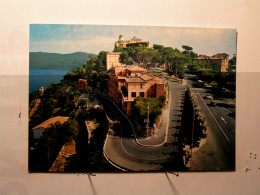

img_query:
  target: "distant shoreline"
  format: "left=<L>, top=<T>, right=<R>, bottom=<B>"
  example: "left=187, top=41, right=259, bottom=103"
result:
left=29, top=51, right=95, bottom=70
left=29, top=67, right=71, bottom=93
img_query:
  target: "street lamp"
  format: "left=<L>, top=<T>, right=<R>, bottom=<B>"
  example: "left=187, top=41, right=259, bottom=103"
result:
left=191, top=105, right=195, bottom=157
left=146, top=100, right=149, bottom=137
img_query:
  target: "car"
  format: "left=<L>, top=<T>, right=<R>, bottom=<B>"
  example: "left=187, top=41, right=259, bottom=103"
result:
left=210, top=101, right=217, bottom=107
left=206, top=94, right=213, bottom=99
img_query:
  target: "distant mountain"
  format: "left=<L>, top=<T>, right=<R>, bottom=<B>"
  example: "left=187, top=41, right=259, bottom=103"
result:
left=29, top=52, right=96, bottom=69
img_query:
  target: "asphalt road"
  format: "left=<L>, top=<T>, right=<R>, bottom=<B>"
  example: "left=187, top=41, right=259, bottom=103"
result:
left=100, top=70, right=186, bottom=171
left=185, top=72, right=235, bottom=171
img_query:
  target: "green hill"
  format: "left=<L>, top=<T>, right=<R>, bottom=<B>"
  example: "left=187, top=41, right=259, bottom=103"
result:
left=29, top=52, right=96, bottom=69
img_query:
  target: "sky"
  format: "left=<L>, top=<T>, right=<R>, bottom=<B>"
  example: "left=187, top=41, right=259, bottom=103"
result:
left=30, top=24, right=237, bottom=57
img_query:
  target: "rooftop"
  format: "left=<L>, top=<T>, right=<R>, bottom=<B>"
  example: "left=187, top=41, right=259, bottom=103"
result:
left=125, top=77, right=145, bottom=83
left=127, top=65, right=147, bottom=71
left=32, top=116, right=69, bottom=129
left=140, top=74, right=154, bottom=81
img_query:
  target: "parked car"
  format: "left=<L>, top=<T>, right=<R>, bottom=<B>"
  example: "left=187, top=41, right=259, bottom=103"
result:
left=210, top=101, right=217, bottom=107
left=206, top=94, right=213, bottom=99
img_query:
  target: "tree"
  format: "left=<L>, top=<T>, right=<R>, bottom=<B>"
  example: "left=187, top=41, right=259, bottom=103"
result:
left=97, top=51, right=108, bottom=67
left=119, top=51, right=132, bottom=65
left=168, top=50, right=186, bottom=77
left=229, top=54, right=236, bottom=65
left=182, top=45, right=193, bottom=52
left=188, top=60, right=211, bottom=72
left=153, top=44, right=163, bottom=50
left=134, top=97, right=164, bottom=125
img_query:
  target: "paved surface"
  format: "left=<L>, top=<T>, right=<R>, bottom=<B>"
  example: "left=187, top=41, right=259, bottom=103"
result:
left=185, top=73, right=235, bottom=171
left=101, top=70, right=186, bottom=171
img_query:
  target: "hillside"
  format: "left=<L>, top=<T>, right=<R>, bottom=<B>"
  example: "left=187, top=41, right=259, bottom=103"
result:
left=29, top=52, right=96, bottom=69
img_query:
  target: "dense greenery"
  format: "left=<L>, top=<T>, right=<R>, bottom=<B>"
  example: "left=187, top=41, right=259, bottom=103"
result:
left=188, top=60, right=222, bottom=72
left=29, top=119, right=79, bottom=171
left=30, top=52, right=95, bottom=69
left=133, top=96, right=165, bottom=129
left=196, top=71, right=236, bottom=92
left=29, top=83, right=80, bottom=129
left=63, top=51, right=109, bottom=92
left=113, top=44, right=196, bottom=78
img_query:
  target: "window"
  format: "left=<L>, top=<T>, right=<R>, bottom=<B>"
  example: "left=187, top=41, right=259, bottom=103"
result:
left=150, top=84, right=153, bottom=88
left=139, top=92, right=144, bottom=97
left=140, top=83, right=143, bottom=89
left=131, top=92, right=136, bottom=97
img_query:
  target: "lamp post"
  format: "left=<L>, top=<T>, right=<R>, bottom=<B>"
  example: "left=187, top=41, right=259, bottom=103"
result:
left=191, top=105, right=195, bottom=157
left=147, top=100, right=149, bottom=137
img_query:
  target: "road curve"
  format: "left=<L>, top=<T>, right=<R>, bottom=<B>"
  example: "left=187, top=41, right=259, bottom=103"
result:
left=100, top=77, right=186, bottom=171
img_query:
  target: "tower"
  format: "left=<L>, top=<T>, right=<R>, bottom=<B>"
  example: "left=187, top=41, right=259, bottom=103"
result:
left=119, top=35, right=123, bottom=41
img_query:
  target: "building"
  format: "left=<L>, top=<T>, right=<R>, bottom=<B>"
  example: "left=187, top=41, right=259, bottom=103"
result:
left=193, top=54, right=229, bottom=72
left=115, top=35, right=153, bottom=49
left=108, top=66, right=166, bottom=116
left=32, top=116, right=69, bottom=138
left=114, top=65, right=147, bottom=76
left=106, top=52, right=124, bottom=70
left=78, top=79, right=88, bottom=91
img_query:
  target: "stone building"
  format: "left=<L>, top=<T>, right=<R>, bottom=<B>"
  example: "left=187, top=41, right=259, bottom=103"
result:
left=193, top=54, right=229, bottom=72
left=115, top=35, right=153, bottom=49
left=106, top=52, right=123, bottom=70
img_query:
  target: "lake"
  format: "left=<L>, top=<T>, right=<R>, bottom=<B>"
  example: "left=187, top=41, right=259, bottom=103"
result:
left=29, top=68, right=71, bottom=93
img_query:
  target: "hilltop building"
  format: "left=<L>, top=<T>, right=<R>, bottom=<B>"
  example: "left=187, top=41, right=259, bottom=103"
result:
left=115, top=35, right=153, bottom=49
left=193, top=54, right=229, bottom=72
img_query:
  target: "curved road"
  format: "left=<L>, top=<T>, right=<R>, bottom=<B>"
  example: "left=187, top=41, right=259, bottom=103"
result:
left=100, top=75, right=186, bottom=171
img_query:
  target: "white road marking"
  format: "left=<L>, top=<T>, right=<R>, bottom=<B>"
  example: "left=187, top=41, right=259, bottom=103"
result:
left=221, top=117, right=227, bottom=124
left=223, top=107, right=232, bottom=113
left=197, top=93, right=230, bottom=142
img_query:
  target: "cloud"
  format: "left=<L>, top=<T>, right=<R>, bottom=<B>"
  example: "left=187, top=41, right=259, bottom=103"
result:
left=30, top=25, right=236, bottom=56
left=30, top=36, right=116, bottom=54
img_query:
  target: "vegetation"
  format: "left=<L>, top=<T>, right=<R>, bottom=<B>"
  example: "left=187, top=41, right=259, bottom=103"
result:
left=29, top=52, right=95, bottom=69
left=29, top=50, right=114, bottom=172
left=113, top=44, right=195, bottom=79
left=196, top=71, right=236, bottom=92
left=62, top=51, right=109, bottom=92
left=29, top=83, right=80, bottom=129
left=181, top=87, right=206, bottom=149
left=29, top=119, right=79, bottom=171
left=133, top=96, right=165, bottom=136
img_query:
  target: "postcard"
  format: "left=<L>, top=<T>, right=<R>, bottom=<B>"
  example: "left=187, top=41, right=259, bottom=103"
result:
left=29, top=24, right=236, bottom=172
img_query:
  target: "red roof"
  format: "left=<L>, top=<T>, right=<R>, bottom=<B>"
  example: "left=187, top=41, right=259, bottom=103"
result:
left=32, top=116, right=69, bottom=129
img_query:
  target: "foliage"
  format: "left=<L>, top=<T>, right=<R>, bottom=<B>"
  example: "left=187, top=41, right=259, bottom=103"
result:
left=29, top=119, right=79, bottom=171
left=29, top=90, right=40, bottom=104
left=182, top=45, right=193, bottom=51
left=229, top=55, right=236, bottom=65
left=30, top=83, right=80, bottom=128
left=153, top=44, right=163, bottom=50
left=196, top=71, right=236, bottom=92
left=134, top=97, right=164, bottom=126
left=119, top=51, right=132, bottom=64
left=97, top=51, right=108, bottom=67
left=62, top=51, right=109, bottom=92
left=216, top=53, right=229, bottom=58
left=188, top=60, right=212, bottom=72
